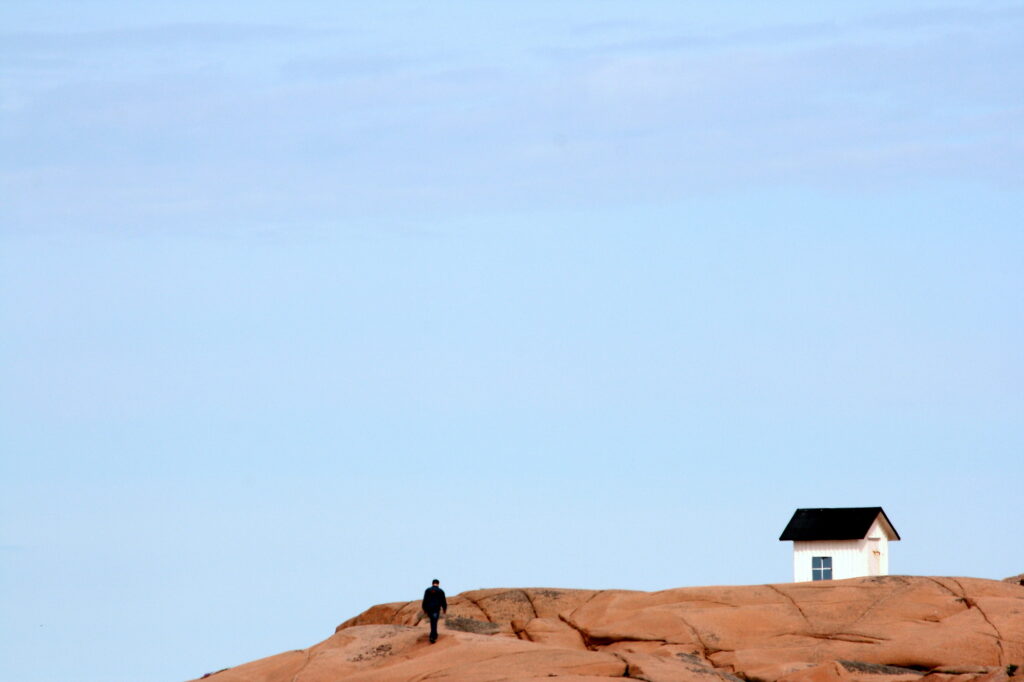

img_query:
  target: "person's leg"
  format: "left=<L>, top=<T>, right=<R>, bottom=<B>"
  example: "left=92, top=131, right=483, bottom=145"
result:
left=429, top=611, right=439, bottom=642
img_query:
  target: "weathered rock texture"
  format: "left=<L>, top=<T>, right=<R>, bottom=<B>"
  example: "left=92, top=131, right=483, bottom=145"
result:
left=192, top=576, right=1024, bottom=682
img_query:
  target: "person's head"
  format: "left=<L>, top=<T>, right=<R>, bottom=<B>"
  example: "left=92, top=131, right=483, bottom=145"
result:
left=432, top=579, right=440, bottom=586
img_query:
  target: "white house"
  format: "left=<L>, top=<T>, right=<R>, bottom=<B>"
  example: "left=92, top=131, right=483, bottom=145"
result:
left=779, top=507, right=900, bottom=582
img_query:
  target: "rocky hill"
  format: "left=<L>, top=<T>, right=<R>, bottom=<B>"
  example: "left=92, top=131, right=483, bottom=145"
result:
left=192, top=576, right=1023, bottom=682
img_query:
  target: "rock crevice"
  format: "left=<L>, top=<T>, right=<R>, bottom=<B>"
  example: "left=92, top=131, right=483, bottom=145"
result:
left=197, top=577, right=1024, bottom=682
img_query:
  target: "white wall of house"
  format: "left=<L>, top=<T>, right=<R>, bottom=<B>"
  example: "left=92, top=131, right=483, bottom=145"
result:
left=792, top=517, right=893, bottom=582
left=793, top=540, right=862, bottom=582
left=866, top=516, right=891, bottom=576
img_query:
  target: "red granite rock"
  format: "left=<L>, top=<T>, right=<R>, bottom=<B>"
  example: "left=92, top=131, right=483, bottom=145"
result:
left=193, top=577, right=1024, bottom=682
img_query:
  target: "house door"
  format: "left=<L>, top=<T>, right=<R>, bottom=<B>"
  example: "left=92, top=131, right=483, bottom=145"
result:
left=868, top=538, right=881, bottom=576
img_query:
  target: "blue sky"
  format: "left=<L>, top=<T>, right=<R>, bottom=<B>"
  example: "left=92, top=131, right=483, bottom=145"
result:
left=2, top=3, right=1022, bottom=682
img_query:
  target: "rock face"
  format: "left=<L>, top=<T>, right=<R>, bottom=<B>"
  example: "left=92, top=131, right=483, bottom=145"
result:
left=192, top=577, right=1024, bottom=682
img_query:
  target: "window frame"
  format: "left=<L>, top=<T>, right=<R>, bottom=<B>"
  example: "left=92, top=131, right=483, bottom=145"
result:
left=811, top=556, right=833, bottom=581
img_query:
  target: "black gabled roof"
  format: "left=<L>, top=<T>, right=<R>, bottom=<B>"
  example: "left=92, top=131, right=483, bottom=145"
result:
left=779, top=507, right=900, bottom=541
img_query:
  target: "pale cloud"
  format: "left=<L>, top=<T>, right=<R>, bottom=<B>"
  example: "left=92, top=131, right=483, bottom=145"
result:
left=0, top=22, right=336, bottom=52
left=859, top=4, right=1024, bottom=31
left=1, top=4, right=1021, bottom=233
left=543, top=5, right=1023, bottom=60
left=280, top=54, right=413, bottom=81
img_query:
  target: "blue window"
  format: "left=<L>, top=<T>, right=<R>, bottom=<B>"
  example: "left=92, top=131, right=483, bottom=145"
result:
left=812, top=556, right=833, bottom=581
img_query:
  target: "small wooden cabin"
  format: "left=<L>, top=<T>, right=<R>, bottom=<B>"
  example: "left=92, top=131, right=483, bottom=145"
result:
left=779, top=507, right=900, bottom=582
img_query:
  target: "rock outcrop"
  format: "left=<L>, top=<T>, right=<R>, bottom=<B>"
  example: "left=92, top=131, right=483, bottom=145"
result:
left=192, top=577, right=1024, bottom=682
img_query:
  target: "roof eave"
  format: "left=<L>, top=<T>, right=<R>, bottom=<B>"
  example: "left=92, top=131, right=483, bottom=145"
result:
left=875, top=508, right=901, bottom=541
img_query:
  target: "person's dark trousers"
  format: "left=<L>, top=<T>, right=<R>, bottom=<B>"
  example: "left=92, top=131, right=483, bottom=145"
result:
left=428, top=611, right=441, bottom=642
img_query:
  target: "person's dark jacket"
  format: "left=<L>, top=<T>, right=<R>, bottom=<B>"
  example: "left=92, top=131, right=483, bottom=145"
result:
left=422, top=585, right=447, bottom=614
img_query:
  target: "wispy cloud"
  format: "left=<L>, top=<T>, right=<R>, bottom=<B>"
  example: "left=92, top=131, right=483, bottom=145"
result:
left=0, top=22, right=339, bottom=52
left=859, top=5, right=1024, bottom=31
left=280, top=54, right=415, bottom=81
left=540, top=5, right=1024, bottom=61
left=2, top=4, right=1021, bottom=234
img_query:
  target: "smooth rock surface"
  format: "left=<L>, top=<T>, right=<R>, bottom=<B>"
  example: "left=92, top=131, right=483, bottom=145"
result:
left=192, top=577, right=1024, bottom=682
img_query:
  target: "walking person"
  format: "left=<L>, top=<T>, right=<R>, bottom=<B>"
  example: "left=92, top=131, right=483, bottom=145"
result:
left=421, top=579, right=447, bottom=643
